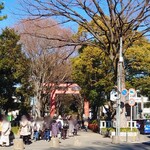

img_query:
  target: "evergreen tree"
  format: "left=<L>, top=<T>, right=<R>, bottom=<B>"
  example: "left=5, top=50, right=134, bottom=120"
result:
left=0, top=2, right=7, bottom=21
left=72, top=39, right=150, bottom=119
left=0, top=28, right=31, bottom=113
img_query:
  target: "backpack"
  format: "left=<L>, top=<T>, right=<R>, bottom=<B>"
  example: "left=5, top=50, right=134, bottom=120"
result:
left=63, top=119, right=69, bottom=129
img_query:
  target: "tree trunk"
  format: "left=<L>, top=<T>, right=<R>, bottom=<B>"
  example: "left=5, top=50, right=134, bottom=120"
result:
left=35, top=94, right=42, bottom=118
left=92, top=105, right=98, bottom=120
left=112, top=52, right=127, bottom=128
left=117, top=60, right=127, bottom=128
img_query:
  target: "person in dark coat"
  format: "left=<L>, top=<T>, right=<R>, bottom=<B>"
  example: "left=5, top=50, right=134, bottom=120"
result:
left=62, top=117, right=69, bottom=140
left=73, top=118, right=79, bottom=135
left=43, top=116, right=52, bottom=141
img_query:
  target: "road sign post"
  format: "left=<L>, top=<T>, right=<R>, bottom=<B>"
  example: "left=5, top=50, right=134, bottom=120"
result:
left=131, top=106, right=133, bottom=131
left=128, top=98, right=135, bottom=131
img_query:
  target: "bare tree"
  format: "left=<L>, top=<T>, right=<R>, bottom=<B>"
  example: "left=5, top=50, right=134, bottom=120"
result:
left=18, top=0, right=150, bottom=125
left=16, top=19, right=73, bottom=117
left=18, top=0, right=150, bottom=62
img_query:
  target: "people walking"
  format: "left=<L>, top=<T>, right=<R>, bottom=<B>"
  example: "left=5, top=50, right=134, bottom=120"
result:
left=0, top=116, right=11, bottom=147
left=62, top=117, right=69, bottom=140
left=84, top=118, right=89, bottom=132
left=19, top=115, right=31, bottom=145
left=56, top=115, right=63, bottom=139
left=73, top=118, right=79, bottom=135
left=51, top=119, right=58, bottom=138
left=68, top=116, right=74, bottom=137
left=43, top=116, right=51, bottom=141
left=32, top=120, right=40, bottom=141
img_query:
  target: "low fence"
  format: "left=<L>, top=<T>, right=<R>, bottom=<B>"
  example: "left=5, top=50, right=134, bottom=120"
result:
left=99, top=120, right=137, bottom=129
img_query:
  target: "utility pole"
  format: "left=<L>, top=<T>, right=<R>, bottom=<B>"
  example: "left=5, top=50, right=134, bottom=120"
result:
left=116, top=37, right=123, bottom=137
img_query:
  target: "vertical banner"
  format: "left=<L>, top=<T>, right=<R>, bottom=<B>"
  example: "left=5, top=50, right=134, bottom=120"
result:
left=84, top=100, right=89, bottom=118
left=50, top=90, right=56, bottom=117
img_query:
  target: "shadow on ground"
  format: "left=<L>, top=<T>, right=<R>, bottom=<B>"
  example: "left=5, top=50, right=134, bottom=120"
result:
left=43, top=143, right=150, bottom=150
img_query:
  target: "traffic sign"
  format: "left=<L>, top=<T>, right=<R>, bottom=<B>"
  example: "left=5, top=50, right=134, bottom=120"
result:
left=121, top=89, right=128, bottom=96
left=110, top=90, right=118, bottom=101
left=128, top=98, right=135, bottom=106
left=129, top=88, right=136, bottom=97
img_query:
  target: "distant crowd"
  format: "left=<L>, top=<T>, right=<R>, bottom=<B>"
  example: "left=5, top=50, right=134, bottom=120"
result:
left=0, top=114, right=88, bottom=147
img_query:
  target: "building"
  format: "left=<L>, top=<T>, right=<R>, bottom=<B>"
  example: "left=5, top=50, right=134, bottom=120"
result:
left=126, top=96, right=150, bottom=120
left=133, top=96, right=150, bottom=120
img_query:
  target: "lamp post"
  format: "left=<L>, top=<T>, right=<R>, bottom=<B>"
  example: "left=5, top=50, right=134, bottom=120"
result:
left=116, top=37, right=123, bottom=137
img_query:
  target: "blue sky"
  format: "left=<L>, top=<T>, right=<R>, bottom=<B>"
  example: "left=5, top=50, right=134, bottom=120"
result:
left=0, top=1, right=149, bottom=39
left=0, top=0, right=21, bottom=29
left=0, top=0, right=79, bottom=32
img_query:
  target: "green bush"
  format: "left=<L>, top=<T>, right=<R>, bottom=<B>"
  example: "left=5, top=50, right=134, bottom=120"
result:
left=101, top=127, right=138, bottom=134
left=11, top=126, right=19, bottom=135
left=100, top=128, right=115, bottom=137
left=120, top=128, right=138, bottom=132
left=92, top=120, right=98, bottom=124
left=101, top=128, right=115, bottom=133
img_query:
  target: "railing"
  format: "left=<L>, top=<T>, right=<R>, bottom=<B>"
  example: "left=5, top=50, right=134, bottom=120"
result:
left=99, top=121, right=112, bottom=128
left=127, top=121, right=137, bottom=128
left=99, top=120, right=137, bottom=128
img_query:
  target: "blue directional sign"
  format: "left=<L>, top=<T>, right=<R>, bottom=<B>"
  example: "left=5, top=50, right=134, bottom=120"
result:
left=129, top=88, right=136, bottom=97
left=121, top=89, right=128, bottom=96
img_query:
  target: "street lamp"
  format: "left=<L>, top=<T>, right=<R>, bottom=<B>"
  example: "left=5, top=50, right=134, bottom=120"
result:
left=112, top=37, right=123, bottom=144
left=116, top=37, right=123, bottom=139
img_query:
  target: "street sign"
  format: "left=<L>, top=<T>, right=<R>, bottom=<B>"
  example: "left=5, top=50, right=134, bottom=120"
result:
left=110, top=90, right=118, bottom=101
left=129, top=88, right=136, bottom=97
left=121, top=89, right=128, bottom=96
left=128, top=98, right=135, bottom=106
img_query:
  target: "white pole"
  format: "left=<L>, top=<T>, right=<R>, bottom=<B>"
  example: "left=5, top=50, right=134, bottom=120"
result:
left=116, top=37, right=123, bottom=138
left=118, top=37, right=123, bottom=135
left=141, top=96, right=144, bottom=119
left=131, top=106, right=133, bottom=131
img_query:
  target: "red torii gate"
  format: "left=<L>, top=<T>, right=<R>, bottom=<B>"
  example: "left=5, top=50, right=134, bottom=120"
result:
left=49, top=83, right=89, bottom=118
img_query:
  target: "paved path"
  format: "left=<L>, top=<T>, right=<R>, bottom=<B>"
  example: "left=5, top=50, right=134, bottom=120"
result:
left=0, top=130, right=150, bottom=150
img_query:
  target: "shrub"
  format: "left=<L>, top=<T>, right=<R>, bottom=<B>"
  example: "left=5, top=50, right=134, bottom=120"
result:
left=92, top=120, right=98, bottom=124
left=100, top=127, right=138, bottom=136
left=88, top=120, right=99, bottom=132
left=100, top=128, right=115, bottom=137
left=101, top=127, right=115, bottom=132
left=120, top=128, right=138, bottom=132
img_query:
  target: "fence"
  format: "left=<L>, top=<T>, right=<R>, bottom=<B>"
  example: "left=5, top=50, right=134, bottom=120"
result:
left=99, top=120, right=137, bottom=128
